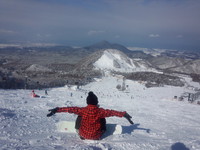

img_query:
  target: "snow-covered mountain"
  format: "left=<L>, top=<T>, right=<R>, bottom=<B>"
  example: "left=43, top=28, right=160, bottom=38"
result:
left=86, top=49, right=155, bottom=72
left=128, top=47, right=200, bottom=74
left=0, top=75, right=200, bottom=150
left=128, top=47, right=166, bottom=57
left=168, top=59, right=200, bottom=74
left=148, top=56, right=189, bottom=70
left=148, top=56, right=200, bottom=74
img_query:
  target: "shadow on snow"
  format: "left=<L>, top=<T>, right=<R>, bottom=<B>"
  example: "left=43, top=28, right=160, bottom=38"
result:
left=171, top=142, right=190, bottom=150
left=0, top=108, right=16, bottom=119
left=102, top=123, right=150, bottom=139
left=122, top=123, right=151, bottom=134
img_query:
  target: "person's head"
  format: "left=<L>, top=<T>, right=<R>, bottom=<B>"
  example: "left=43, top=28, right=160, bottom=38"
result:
left=86, top=91, right=98, bottom=105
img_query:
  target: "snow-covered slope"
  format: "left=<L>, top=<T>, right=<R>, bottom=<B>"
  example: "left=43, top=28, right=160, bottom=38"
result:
left=169, top=59, right=200, bottom=74
left=0, top=76, right=200, bottom=150
left=128, top=47, right=166, bottom=57
left=93, top=49, right=155, bottom=72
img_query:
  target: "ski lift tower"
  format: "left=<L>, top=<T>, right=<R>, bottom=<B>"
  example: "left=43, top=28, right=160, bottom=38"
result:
left=121, top=77, right=126, bottom=91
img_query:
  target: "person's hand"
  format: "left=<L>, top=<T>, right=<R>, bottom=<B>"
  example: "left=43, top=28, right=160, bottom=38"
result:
left=124, top=113, right=134, bottom=124
left=47, top=107, right=59, bottom=117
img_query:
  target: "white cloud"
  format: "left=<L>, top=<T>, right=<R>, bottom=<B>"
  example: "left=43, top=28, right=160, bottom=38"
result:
left=149, top=34, right=160, bottom=38
left=176, top=35, right=183, bottom=38
left=36, top=33, right=51, bottom=38
left=87, top=30, right=105, bottom=36
left=0, top=29, right=17, bottom=34
left=115, top=35, right=120, bottom=38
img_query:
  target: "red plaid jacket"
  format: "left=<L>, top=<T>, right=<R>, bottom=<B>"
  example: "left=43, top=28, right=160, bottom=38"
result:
left=57, top=105, right=126, bottom=140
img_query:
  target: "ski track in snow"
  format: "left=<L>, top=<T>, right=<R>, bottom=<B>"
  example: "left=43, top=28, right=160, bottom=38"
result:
left=0, top=76, right=200, bottom=150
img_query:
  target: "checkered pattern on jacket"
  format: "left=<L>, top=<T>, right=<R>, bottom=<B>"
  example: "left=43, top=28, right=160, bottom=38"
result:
left=57, top=105, right=126, bottom=140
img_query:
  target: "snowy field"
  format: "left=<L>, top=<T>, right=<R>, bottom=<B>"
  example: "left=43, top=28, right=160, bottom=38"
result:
left=0, top=76, right=200, bottom=150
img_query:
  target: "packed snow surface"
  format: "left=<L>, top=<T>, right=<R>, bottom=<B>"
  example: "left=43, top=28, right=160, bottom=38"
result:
left=0, top=76, right=200, bottom=150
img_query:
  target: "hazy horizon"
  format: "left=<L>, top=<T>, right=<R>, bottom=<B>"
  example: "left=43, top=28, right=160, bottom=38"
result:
left=0, top=0, right=200, bottom=51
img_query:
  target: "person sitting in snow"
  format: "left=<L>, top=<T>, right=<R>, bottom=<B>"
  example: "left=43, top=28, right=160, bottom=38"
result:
left=47, top=91, right=134, bottom=140
left=31, top=90, right=40, bottom=98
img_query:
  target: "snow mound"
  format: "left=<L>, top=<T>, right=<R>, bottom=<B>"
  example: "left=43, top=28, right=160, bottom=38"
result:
left=26, top=64, right=52, bottom=72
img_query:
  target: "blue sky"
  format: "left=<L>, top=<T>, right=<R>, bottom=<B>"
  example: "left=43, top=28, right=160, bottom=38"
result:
left=0, top=0, right=200, bottom=50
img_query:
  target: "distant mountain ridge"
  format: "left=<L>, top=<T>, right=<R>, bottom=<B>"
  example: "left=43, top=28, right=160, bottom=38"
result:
left=83, top=40, right=130, bottom=53
left=1, top=41, right=200, bottom=89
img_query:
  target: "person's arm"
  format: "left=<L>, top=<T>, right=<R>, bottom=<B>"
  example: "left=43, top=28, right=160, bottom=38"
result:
left=100, top=108, right=126, bottom=118
left=47, top=107, right=82, bottom=117
left=100, top=108, right=134, bottom=124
